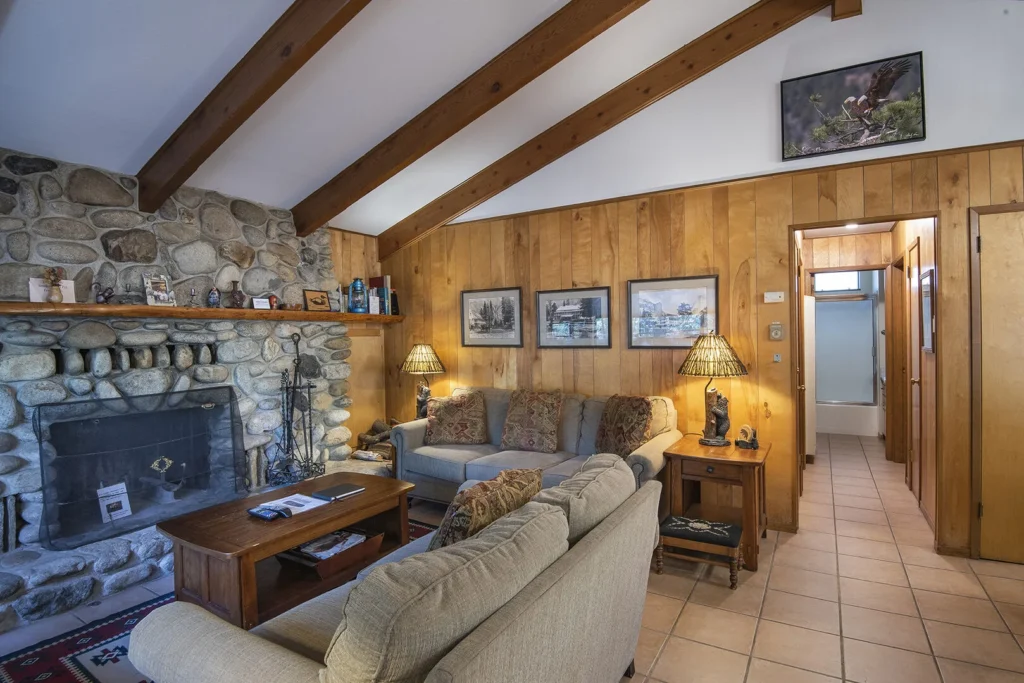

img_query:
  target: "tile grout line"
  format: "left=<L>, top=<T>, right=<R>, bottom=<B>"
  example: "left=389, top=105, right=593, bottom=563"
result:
left=832, top=433, right=848, bottom=683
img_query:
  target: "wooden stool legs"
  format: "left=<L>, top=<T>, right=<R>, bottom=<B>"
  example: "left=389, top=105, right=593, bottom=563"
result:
left=655, top=542, right=664, bottom=574
left=729, top=556, right=739, bottom=589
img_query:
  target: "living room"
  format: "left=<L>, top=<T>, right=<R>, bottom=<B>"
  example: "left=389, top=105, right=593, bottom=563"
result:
left=1, top=0, right=1024, bottom=681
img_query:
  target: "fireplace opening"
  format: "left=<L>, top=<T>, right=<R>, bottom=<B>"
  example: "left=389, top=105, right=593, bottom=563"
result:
left=33, top=386, right=247, bottom=551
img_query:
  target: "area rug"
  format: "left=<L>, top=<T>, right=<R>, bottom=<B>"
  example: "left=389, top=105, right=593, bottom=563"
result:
left=1, top=520, right=437, bottom=683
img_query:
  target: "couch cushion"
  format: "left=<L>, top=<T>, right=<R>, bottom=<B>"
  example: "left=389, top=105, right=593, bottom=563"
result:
left=253, top=579, right=358, bottom=661
left=558, top=393, right=585, bottom=454
left=649, top=396, right=675, bottom=437
left=356, top=531, right=435, bottom=581
left=454, top=386, right=511, bottom=446
left=428, top=468, right=543, bottom=550
left=323, top=501, right=569, bottom=683
left=579, top=395, right=677, bottom=455
left=533, top=453, right=637, bottom=544
left=540, top=454, right=590, bottom=488
left=500, top=390, right=564, bottom=453
left=424, top=390, right=488, bottom=445
left=405, top=444, right=499, bottom=482
left=465, top=450, right=576, bottom=482
left=595, top=395, right=654, bottom=457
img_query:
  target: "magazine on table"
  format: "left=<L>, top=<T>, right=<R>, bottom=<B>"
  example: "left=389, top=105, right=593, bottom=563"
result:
left=261, top=493, right=328, bottom=515
left=284, top=530, right=367, bottom=564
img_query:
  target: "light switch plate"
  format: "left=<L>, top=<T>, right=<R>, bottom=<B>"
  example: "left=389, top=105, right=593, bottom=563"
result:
left=773, top=354, right=782, bottom=363
left=764, top=291, right=785, bottom=303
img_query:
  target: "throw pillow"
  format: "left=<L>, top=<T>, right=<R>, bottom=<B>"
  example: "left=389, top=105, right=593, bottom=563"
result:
left=423, top=390, right=487, bottom=445
left=595, top=395, right=654, bottom=457
left=533, top=453, right=636, bottom=544
left=428, top=468, right=543, bottom=550
left=499, top=390, right=564, bottom=453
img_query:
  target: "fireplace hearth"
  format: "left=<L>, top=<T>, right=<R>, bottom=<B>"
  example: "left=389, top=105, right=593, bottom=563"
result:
left=34, top=387, right=247, bottom=551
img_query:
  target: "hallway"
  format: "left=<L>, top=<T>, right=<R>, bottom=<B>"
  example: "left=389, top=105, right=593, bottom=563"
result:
left=633, top=434, right=1024, bottom=682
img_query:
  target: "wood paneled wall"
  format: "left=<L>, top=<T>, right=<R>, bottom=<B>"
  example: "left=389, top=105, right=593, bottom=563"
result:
left=329, top=230, right=385, bottom=446
left=804, top=232, right=892, bottom=270
left=378, top=141, right=1024, bottom=552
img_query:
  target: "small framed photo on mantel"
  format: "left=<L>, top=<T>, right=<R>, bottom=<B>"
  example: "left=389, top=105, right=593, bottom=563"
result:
left=143, top=275, right=176, bottom=307
left=536, top=287, right=611, bottom=348
left=627, top=275, right=718, bottom=349
left=461, top=287, right=523, bottom=347
left=303, top=289, right=331, bottom=312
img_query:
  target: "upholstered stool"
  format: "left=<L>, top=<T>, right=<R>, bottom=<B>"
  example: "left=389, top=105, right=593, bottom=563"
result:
left=655, top=516, right=743, bottom=589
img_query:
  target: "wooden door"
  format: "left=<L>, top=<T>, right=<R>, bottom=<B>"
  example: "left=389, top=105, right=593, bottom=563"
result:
left=977, top=211, right=1024, bottom=563
left=907, top=242, right=922, bottom=500
left=887, top=260, right=908, bottom=465
left=803, top=295, right=817, bottom=465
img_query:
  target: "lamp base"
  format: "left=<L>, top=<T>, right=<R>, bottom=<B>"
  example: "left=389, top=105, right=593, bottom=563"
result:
left=699, top=437, right=732, bottom=448
left=415, top=378, right=431, bottom=419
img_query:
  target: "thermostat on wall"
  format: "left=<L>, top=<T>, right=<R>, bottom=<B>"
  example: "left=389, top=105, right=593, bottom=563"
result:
left=769, top=322, right=785, bottom=341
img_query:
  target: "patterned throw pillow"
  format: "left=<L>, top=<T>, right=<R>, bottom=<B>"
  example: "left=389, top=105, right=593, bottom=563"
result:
left=595, top=395, right=654, bottom=457
left=428, top=469, right=543, bottom=550
left=424, top=391, right=488, bottom=445
left=499, top=390, right=564, bottom=453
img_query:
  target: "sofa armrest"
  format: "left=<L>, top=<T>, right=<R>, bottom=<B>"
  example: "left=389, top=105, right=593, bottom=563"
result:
left=129, top=602, right=322, bottom=683
left=391, top=418, right=427, bottom=478
left=626, top=429, right=683, bottom=485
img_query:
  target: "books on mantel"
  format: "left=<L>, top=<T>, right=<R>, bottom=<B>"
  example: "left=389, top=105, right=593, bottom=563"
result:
left=279, top=530, right=367, bottom=566
left=367, top=276, right=394, bottom=316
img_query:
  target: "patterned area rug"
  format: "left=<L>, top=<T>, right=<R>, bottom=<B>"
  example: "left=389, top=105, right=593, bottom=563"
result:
left=1, top=520, right=437, bottom=683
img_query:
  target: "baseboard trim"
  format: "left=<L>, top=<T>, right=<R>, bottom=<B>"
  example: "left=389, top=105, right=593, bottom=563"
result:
left=937, top=543, right=970, bottom=558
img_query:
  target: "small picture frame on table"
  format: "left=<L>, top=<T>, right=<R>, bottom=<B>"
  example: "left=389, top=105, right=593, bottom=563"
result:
left=303, top=289, right=332, bottom=312
left=252, top=297, right=272, bottom=310
left=143, top=275, right=176, bottom=307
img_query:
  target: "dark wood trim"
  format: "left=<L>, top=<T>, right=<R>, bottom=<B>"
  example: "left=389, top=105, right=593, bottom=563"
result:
left=136, top=0, right=372, bottom=213
left=968, top=204, right=1024, bottom=558
left=292, top=0, right=649, bottom=236
left=831, top=0, right=862, bottom=20
left=0, top=301, right=403, bottom=324
left=377, top=0, right=833, bottom=260
left=805, top=264, right=890, bottom=274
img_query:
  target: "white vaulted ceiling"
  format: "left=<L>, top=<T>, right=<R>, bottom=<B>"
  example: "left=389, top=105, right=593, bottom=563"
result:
left=1, top=0, right=1023, bottom=237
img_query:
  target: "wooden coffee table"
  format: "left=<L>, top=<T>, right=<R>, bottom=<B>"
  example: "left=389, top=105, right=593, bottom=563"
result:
left=157, top=472, right=415, bottom=629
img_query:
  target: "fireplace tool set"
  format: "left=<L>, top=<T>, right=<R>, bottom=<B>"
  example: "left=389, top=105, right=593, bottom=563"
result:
left=264, top=333, right=326, bottom=486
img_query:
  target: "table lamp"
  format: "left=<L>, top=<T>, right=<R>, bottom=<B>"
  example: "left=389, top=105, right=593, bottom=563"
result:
left=401, top=344, right=445, bottom=418
left=678, top=333, right=748, bottom=447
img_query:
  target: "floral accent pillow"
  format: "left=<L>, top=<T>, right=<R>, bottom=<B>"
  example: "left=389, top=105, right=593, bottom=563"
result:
left=499, top=390, right=564, bottom=454
left=423, top=391, right=488, bottom=445
left=595, top=395, right=654, bottom=457
left=428, top=469, right=543, bottom=550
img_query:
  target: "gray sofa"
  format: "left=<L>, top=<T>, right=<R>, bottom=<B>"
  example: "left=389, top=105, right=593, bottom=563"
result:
left=129, top=457, right=662, bottom=683
left=392, top=387, right=682, bottom=502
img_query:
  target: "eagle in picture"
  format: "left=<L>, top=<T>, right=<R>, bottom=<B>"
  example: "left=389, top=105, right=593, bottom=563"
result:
left=844, top=58, right=912, bottom=126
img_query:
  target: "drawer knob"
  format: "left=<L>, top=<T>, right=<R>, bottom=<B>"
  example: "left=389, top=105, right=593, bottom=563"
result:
left=706, top=466, right=715, bottom=474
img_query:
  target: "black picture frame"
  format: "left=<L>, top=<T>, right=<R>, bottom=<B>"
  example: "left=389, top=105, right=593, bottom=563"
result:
left=460, top=287, right=523, bottom=348
left=781, top=51, right=926, bottom=162
left=535, top=286, right=612, bottom=349
left=627, top=275, right=719, bottom=349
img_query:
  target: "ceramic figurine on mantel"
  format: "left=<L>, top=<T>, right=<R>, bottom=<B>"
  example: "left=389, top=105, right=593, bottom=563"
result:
left=229, top=281, right=246, bottom=309
left=269, top=294, right=278, bottom=310
left=348, top=277, right=368, bottom=314
left=207, top=286, right=221, bottom=308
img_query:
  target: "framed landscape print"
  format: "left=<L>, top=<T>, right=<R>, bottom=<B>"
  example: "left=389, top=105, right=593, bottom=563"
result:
left=781, top=51, right=925, bottom=161
left=536, top=287, right=611, bottom=349
left=461, top=287, right=523, bottom=347
left=627, top=276, right=718, bottom=349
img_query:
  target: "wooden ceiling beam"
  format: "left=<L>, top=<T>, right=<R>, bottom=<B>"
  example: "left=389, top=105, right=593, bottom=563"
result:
left=376, top=0, right=834, bottom=260
left=137, top=0, right=372, bottom=213
left=293, top=0, right=649, bottom=236
left=831, top=0, right=862, bottom=21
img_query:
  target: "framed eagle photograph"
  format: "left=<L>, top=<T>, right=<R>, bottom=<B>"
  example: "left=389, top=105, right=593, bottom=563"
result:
left=781, top=52, right=925, bottom=161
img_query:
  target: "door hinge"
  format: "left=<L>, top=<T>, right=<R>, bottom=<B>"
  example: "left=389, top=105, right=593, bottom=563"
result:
left=978, top=502, right=984, bottom=518
left=976, top=235, right=982, bottom=253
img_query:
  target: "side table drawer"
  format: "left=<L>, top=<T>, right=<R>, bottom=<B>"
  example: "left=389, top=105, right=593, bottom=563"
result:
left=681, top=459, right=742, bottom=481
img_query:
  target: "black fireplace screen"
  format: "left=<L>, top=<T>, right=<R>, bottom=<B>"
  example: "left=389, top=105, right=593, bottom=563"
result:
left=33, top=386, right=247, bottom=550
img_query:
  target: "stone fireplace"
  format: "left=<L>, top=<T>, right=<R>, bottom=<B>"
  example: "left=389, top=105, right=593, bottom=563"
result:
left=0, top=148, right=354, bottom=632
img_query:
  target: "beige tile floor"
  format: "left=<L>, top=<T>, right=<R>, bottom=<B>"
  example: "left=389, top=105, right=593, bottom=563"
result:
left=626, top=433, right=1024, bottom=683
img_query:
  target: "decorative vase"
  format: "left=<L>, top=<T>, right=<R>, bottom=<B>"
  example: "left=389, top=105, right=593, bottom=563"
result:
left=229, top=281, right=246, bottom=309
left=207, top=286, right=221, bottom=308
left=348, top=277, right=368, bottom=314
left=268, top=294, right=278, bottom=309
left=46, top=285, right=63, bottom=304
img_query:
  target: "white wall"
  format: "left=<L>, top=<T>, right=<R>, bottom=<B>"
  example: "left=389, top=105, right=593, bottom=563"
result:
left=465, top=0, right=1024, bottom=223
left=817, top=404, right=881, bottom=437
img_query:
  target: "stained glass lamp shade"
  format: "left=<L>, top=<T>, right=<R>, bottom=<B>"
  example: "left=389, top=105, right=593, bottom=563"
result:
left=678, top=334, right=748, bottom=446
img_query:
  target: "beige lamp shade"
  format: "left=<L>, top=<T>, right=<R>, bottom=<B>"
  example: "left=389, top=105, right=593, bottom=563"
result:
left=678, top=334, right=748, bottom=378
left=401, top=344, right=446, bottom=375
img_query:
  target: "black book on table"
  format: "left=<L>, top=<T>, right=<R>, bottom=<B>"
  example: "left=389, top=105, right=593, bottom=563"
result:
left=312, top=483, right=366, bottom=502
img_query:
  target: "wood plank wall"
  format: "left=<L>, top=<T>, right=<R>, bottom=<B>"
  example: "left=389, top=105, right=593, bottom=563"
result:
left=328, top=230, right=384, bottom=446
left=804, top=232, right=892, bottom=269
left=376, top=142, right=1024, bottom=551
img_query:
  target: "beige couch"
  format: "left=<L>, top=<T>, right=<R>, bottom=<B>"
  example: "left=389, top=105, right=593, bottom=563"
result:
left=392, top=387, right=682, bottom=502
left=129, top=456, right=661, bottom=683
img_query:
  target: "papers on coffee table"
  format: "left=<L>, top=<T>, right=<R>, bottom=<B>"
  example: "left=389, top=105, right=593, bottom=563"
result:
left=262, top=493, right=328, bottom=515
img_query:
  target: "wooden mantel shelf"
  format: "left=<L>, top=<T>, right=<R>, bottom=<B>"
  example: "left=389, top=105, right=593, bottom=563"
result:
left=0, top=302, right=404, bottom=325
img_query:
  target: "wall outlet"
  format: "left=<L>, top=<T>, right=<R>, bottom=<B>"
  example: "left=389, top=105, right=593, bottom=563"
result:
left=764, top=291, right=785, bottom=303
left=773, top=353, right=782, bottom=363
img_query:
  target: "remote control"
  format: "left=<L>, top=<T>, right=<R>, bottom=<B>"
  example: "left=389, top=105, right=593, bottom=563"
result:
left=247, top=505, right=292, bottom=520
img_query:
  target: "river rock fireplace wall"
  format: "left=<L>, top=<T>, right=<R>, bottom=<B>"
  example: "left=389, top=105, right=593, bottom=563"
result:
left=0, top=148, right=353, bottom=632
